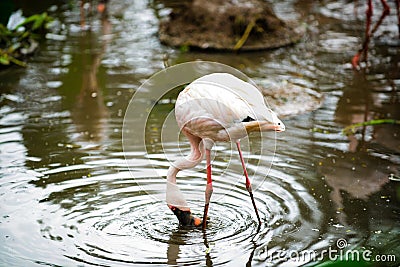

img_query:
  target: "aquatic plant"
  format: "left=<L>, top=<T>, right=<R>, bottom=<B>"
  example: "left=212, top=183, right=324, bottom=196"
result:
left=342, top=119, right=400, bottom=136
left=0, top=11, right=52, bottom=67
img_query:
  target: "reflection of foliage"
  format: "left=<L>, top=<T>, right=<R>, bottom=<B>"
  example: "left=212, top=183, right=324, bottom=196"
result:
left=342, top=119, right=400, bottom=136
left=0, top=12, right=52, bottom=67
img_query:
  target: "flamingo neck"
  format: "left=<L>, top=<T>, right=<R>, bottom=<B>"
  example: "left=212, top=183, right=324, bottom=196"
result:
left=166, top=148, right=205, bottom=185
left=166, top=158, right=204, bottom=211
left=166, top=131, right=205, bottom=211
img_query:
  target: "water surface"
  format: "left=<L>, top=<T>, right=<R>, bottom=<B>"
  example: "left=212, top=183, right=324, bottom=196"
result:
left=0, top=0, right=399, bottom=266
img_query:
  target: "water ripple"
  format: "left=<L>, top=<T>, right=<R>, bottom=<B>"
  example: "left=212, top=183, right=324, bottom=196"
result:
left=25, top=147, right=322, bottom=266
left=1, top=0, right=398, bottom=266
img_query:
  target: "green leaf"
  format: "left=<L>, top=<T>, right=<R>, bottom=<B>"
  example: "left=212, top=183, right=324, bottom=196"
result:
left=0, top=55, right=10, bottom=65
left=32, top=13, right=46, bottom=31
left=8, top=55, right=27, bottom=67
left=8, top=42, right=21, bottom=53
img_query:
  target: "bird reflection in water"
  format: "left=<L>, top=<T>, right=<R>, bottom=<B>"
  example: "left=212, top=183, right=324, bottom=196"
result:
left=80, top=0, right=109, bottom=30
left=70, top=2, right=112, bottom=148
left=319, top=72, right=399, bottom=225
left=166, top=224, right=261, bottom=266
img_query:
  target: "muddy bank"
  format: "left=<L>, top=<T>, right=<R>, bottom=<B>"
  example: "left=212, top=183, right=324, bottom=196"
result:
left=159, top=0, right=304, bottom=51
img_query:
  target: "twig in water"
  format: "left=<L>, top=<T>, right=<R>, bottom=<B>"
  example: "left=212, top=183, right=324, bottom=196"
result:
left=342, top=119, right=400, bottom=135
left=233, top=19, right=256, bottom=51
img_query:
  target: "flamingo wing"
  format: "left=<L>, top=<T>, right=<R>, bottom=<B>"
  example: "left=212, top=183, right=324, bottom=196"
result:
left=175, top=80, right=253, bottom=140
left=175, top=73, right=284, bottom=141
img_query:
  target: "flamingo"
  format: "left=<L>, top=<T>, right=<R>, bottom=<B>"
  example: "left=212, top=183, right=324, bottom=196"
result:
left=166, top=73, right=285, bottom=229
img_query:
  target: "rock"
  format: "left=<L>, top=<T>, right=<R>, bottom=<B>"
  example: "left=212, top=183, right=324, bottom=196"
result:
left=261, top=81, right=323, bottom=117
left=159, top=0, right=304, bottom=51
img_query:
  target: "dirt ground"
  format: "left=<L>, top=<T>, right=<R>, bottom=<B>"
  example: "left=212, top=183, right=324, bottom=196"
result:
left=159, top=0, right=304, bottom=51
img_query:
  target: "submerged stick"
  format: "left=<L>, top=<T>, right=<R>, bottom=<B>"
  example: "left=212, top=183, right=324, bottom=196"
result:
left=342, top=119, right=400, bottom=135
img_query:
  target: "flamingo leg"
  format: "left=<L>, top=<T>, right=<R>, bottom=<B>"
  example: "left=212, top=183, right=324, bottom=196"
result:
left=202, top=148, right=213, bottom=229
left=371, top=0, right=390, bottom=35
left=396, top=0, right=400, bottom=37
left=236, top=141, right=261, bottom=224
left=352, top=0, right=391, bottom=69
left=352, top=0, right=373, bottom=68
left=362, top=0, right=374, bottom=62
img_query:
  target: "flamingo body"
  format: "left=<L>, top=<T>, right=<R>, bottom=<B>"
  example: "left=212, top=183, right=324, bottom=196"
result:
left=167, top=73, right=285, bottom=228
left=175, top=73, right=283, bottom=142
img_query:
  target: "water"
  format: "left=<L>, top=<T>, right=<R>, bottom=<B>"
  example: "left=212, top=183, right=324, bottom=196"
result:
left=1, top=0, right=399, bottom=266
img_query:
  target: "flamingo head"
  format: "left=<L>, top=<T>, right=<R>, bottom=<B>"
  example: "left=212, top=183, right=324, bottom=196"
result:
left=169, top=206, right=202, bottom=227
left=260, top=107, right=285, bottom=132
left=243, top=110, right=285, bottom=133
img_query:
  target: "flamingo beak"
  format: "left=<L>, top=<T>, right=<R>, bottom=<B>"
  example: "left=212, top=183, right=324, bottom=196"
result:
left=169, top=206, right=202, bottom=227
left=250, top=121, right=285, bottom=132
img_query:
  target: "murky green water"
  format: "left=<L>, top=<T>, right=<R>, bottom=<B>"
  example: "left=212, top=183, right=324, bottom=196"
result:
left=0, top=0, right=399, bottom=266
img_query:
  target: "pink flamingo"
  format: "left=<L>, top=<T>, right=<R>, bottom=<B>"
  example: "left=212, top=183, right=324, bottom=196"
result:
left=166, top=73, right=285, bottom=229
left=352, top=0, right=400, bottom=69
